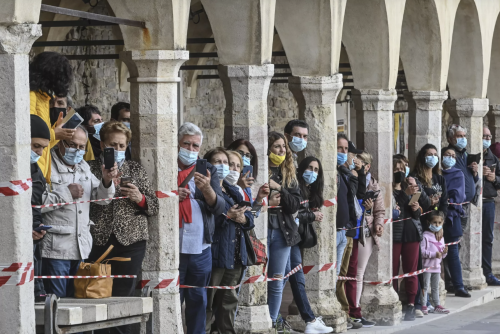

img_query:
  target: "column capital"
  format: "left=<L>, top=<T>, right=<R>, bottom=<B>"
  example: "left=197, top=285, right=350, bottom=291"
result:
left=447, top=98, right=489, bottom=118
left=406, top=90, right=448, bottom=110
left=288, top=73, right=343, bottom=106
left=0, top=24, right=41, bottom=54
left=120, top=50, right=189, bottom=82
left=490, top=104, right=500, bottom=115
left=218, top=63, right=274, bottom=79
left=352, top=89, right=397, bottom=111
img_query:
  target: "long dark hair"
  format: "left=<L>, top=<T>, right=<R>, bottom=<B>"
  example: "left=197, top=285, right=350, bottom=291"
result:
left=413, top=143, right=441, bottom=187
left=227, top=139, right=258, bottom=178
left=29, top=52, right=73, bottom=97
left=297, top=156, right=324, bottom=209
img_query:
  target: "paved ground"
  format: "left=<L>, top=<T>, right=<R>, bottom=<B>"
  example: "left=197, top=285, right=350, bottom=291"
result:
left=396, top=298, right=500, bottom=334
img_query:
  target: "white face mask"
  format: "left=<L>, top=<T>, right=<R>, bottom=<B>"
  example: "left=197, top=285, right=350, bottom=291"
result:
left=225, top=170, right=240, bottom=185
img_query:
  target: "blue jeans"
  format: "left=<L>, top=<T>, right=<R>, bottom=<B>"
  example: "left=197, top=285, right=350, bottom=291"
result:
left=42, top=258, right=81, bottom=297
left=267, top=228, right=291, bottom=322
left=179, top=247, right=212, bottom=334
left=482, top=201, right=496, bottom=276
left=336, top=230, right=347, bottom=275
left=443, top=235, right=464, bottom=290
left=283, top=245, right=315, bottom=323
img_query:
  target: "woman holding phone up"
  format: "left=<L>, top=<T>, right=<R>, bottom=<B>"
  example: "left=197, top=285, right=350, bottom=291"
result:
left=88, top=121, right=159, bottom=334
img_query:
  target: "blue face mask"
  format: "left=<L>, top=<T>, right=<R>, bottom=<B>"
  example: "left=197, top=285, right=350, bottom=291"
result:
left=215, top=164, right=230, bottom=180
left=337, top=152, right=348, bottom=166
left=349, top=158, right=356, bottom=170
left=30, top=150, right=41, bottom=164
left=114, top=149, right=126, bottom=164
left=93, top=122, right=104, bottom=141
left=302, top=170, right=318, bottom=184
left=429, top=224, right=443, bottom=232
left=178, top=147, right=198, bottom=166
left=425, top=155, right=439, bottom=168
left=289, top=136, right=307, bottom=152
left=483, top=139, right=491, bottom=150
left=243, top=156, right=251, bottom=167
left=455, top=137, right=467, bottom=150
left=405, top=166, right=410, bottom=177
left=442, top=156, right=456, bottom=169
left=61, top=146, right=85, bottom=166
left=122, top=122, right=131, bottom=129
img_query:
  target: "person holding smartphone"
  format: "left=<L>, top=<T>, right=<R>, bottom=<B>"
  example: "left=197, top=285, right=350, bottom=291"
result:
left=202, top=148, right=255, bottom=333
left=481, top=126, right=500, bottom=286
left=266, top=132, right=302, bottom=332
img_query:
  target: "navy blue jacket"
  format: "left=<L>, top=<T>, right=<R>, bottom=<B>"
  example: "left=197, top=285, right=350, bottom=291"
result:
left=211, top=181, right=255, bottom=269
left=442, top=167, right=466, bottom=238
left=447, top=145, right=479, bottom=202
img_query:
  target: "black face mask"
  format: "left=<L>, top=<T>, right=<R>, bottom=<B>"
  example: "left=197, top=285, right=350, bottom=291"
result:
left=394, top=171, right=405, bottom=184
left=49, top=107, right=67, bottom=126
left=86, top=126, right=96, bottom=135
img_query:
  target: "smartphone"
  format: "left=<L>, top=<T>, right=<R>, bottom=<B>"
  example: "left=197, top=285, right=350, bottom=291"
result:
left=237, top=201, right=252, bottom=209
left=196, top=159, right=207, bottom=176
left=242, top=165, right=253, bottom=178
left=103, top=147, right=115, bottom=170
left=120, top=176, right=131, bottom=188
left=408, top=191, right=421, bottom=205
left=491, top=164, right=497, bottom=173
left=363, top=190, right=380, bottom=204
left=34, top=225, right=52, bottom=232
left=62, top=108, right=84, bottom=129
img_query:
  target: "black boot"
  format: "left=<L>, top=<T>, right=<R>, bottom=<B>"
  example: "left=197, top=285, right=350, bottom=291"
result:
left=455, top=288, right=471, bottom=298
left=404, top=305, right=416, bottom=321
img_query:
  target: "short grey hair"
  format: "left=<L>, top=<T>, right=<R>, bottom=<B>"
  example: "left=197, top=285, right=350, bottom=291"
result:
left=447, top=124, right=467, bottom=139
left=75, top=125, right=88, bottom=139
left=178, top=122, right=203, bottom=143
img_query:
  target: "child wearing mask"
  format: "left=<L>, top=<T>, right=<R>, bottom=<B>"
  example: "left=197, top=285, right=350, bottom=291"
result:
left=420, top=211, right=449, bottom=315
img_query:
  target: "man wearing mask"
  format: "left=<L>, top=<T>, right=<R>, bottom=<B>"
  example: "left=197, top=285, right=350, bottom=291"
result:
left=39, top=125, right=117, bottom=297
left=76, top=105, right=103, bottom=160
left=49, top=95, right=73, bottom=126
left=481, top=126, right=500, bottom=285
left=30, top=115, right=51, bottom=302
left=284, top=119, right=308, bottom=166
left=111, top=102, right=132, bottom=160
left=177, top=122, right=224, bottom=334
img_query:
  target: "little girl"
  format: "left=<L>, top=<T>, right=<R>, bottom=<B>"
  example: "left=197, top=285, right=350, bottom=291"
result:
left=420, top=210, right=450, bottom=314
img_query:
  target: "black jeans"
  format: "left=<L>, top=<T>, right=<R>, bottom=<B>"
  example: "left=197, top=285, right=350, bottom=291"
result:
left=444, top=204, right=470, bottom=288
left=33, top=243, right=46, bottom=297
left=88, top=234, right=147, bottom=334
left=482, top=201, right=496, bottom=276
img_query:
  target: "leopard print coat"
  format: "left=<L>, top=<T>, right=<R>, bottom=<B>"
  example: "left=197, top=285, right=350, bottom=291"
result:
left=88, top=159, right=159, bottom=246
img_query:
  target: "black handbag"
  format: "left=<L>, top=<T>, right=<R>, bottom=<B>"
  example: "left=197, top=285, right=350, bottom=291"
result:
left=298, top=221, right=317, bottom=248
left=243, top=230, right=257, bottom=266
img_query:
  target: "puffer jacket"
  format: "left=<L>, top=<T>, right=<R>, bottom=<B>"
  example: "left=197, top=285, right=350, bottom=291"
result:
left=40, top=149, right=115, bottom=260
left=365, top=177, right=385, bottom=248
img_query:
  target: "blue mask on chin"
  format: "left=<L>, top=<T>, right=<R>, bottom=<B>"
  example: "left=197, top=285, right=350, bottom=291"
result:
left=289, top=136, right=307, bottom=152
left=302, top=170, right=318, bottom=184
left=30, top=150, right=41, bottom=164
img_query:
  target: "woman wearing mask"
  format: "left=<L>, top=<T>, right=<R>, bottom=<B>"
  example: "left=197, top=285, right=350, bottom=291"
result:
left=88, top=121, right=159, bottom=334
left=441, top=147, right=471, bottom=298
left=267, top=132, right=302, bottom=331
left=392, top=158, right=424, bottom=321
left=203, top=148, right=255, bottom=334
left=282, top=156, right=334, bottom=333
left=227, top=139, right=259, bottom=202
left=394, top=154, right=411, bottom=178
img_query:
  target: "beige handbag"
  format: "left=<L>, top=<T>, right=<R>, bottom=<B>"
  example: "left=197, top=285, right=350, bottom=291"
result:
left=74, top=245, right=130, bottom=299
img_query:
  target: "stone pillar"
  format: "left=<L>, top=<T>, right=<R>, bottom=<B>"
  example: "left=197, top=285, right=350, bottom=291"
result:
left=492, top=196, right=500, bottom=276
left=0, top=24, right=41, bottom=334
left=405, top=91, right=448, bottom=166
left=352, top=89, right=402, bottom=325
left=488, top=105, right=500, bottom=142
left=287, top=74, right=347, bottom=333
left=121, top=50, right=188, bottom=334
left=446, top=98, right=487, bottom=290
left=219, top=64, right=274, bottom=333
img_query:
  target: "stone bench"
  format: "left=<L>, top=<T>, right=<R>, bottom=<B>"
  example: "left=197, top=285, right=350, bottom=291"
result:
left=35, top=295, right=152, bottom=334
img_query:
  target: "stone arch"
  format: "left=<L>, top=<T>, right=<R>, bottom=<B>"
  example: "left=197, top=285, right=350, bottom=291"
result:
left=342, top=0, right=406, bottom=89
left=448, top=0, right=500, bottom=99
left=487, top=10, right=500, bottom=104
left=400, top=0, right=460, bottom=91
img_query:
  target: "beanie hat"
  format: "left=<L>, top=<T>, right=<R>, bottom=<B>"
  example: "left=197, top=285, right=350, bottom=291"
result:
left=30, top=115, right=51, bottom=140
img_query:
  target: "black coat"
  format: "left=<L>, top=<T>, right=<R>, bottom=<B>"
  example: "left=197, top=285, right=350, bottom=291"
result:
left=31, top=162, right=46, bottom=244
left=338, top=166, right=359, bottom=238
left=483, top=148, right=500, bottom=201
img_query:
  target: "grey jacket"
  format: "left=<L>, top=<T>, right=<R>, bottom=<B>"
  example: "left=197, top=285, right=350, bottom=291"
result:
left=40, top=149, right=115, bottom=260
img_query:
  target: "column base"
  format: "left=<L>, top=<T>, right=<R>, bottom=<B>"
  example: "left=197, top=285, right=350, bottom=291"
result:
left=291, top=296, right=346, bottom=332
left=439, top=278, right=447, bottom=307
left=462, top=269, right=487, bottom=290
left=234, top=305, right=273, bottom=334
left=360, top=284, right=402, bottom=326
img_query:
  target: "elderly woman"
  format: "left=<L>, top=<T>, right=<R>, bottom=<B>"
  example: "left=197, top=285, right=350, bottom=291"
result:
left=88, top=121, right=159, bottom=334
left=204, top=148, right=254, bottom=334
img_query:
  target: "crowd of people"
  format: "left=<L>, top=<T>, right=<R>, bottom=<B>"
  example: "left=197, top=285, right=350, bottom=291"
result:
left=27, top=50, right=500, bottom=334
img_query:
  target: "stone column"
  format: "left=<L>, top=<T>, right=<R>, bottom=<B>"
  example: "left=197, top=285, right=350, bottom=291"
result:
left=447, top=98, right=487, bottom=290
left=352, top=89, right=402, bottom=325
left=488, top=105, right=500, bottom=142
left=287, top=74, right=347, bottom=333
left=405, top=91, right=448, bottom=166
left=219, top=64, right=274, bottom=333
left=121, top=50, right=188, bottom=334
left=0, top=24, right=41, bottom=334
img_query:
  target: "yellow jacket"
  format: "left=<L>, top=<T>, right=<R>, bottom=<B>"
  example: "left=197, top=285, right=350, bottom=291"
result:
left=84, top=140, right=95, bottom=161
left=30, top=91, right=58, bottom=183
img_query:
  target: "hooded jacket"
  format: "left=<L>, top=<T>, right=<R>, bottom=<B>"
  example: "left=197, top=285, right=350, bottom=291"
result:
left=446, top=144, right=479, bottom=203
left=420, top=231, right=447, bottom=273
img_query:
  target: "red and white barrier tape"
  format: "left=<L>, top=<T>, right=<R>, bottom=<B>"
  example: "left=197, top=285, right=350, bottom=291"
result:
left=0, top=268, right=34, bottom=288
left=0, top=262, right=33, bottom=272
left=0, top=179, right=32, bottom=197
left=155, top=190, right=179, bottom=198
left=269, top=197, right=337, bottom=210
left=35, top=275, right=136, bottom=279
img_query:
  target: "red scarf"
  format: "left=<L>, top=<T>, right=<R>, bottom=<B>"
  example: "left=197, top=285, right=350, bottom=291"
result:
left=178, top=165, right=195, bottom=228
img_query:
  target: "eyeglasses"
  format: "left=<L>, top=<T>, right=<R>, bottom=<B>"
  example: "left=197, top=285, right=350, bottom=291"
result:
left=63, top=140, right=87, bottom=152
left=483, top=135, right=492, bottom=139
left=236, top=150, right=253, bottom=160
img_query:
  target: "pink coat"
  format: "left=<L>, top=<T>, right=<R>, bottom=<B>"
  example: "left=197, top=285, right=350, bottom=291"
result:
left=420, top=231, right=447, bottom=273
left=365, top=178, right=385, bottom=247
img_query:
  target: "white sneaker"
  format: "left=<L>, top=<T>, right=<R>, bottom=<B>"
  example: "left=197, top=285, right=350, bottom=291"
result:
left=304, top=317, right=334, bottom=334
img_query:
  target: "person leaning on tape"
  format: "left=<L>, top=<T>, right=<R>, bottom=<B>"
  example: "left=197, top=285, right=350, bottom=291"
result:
left=39, top=125, right=118, bottom=298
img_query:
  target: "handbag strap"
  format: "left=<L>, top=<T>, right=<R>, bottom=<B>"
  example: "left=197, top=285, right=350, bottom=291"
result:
left=103, top=257, right=131, bottom=262
left=95, top=245, right=114, bottom=264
